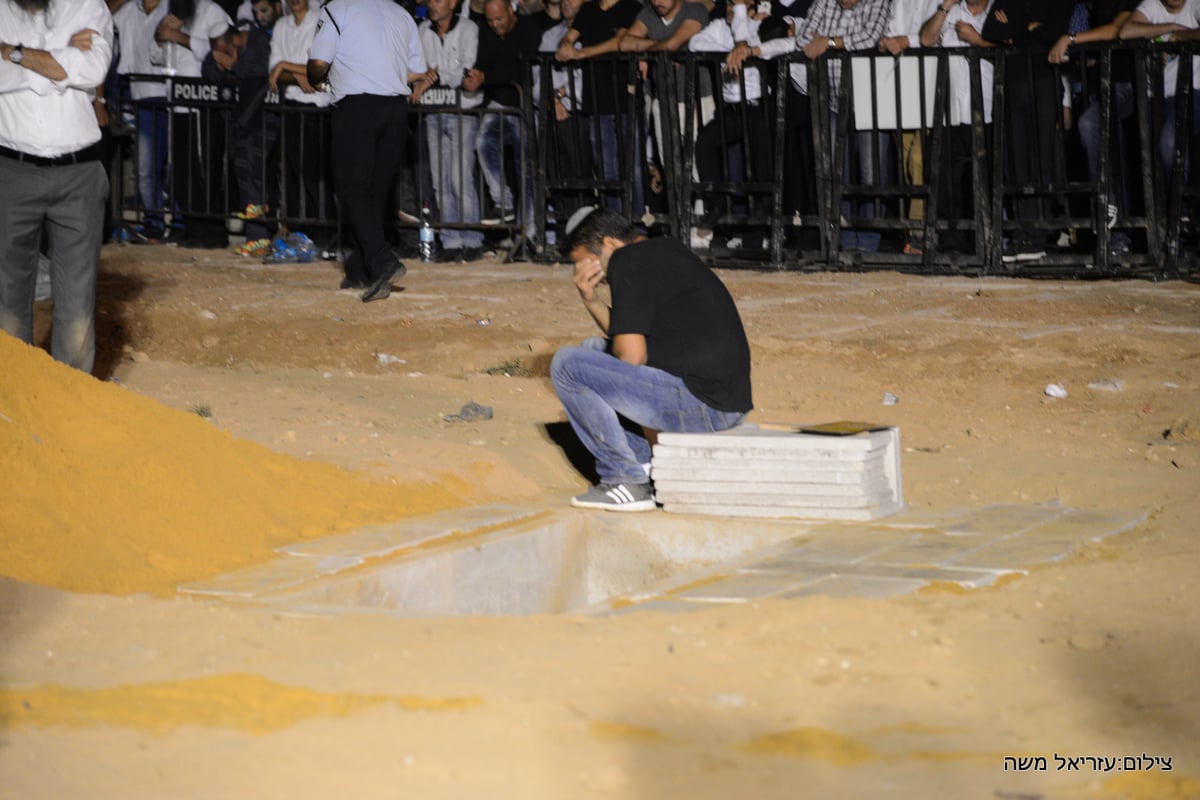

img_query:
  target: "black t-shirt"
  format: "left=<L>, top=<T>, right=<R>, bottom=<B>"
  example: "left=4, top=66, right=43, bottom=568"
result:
left=476, top=15, right=546, bottom=107
left=607, top=237, right=753, bottom=413
left=1090, top=0, right=1140, bottom=84
left=571, top=0, right=642, bottom=115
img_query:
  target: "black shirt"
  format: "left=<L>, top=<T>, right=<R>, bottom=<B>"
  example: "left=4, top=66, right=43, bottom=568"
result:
left=982, top=0, right=1074, bottom=48
left=607, top=237, right=753, bottom=413
left=1090, top=0, right=1140, bottom=84
left=475, top=14, right=546, bottom=108
left=570, top=0, right=642, bottom=115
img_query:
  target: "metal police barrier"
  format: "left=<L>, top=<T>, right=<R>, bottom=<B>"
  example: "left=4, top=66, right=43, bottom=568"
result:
left=527, top=53, right=654, bottom=250
left=112, top=44, right=1195, bottom=277
left=402, top=84, right=532, bottom=261
left=114, top=75, right=240, bottom=245
left=810, top=48, right=949, bottom=270
left=1155, top=41, right=1198, bottom=276
left=670, top=53, right=787, bottom=266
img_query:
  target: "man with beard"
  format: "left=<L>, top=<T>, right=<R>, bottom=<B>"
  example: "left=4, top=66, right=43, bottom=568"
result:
left=0, top=0, right=114, bottom=373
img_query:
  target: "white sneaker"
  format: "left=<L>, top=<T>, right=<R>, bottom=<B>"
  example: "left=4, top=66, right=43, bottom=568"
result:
left=570, top=483, right=656, bottom=512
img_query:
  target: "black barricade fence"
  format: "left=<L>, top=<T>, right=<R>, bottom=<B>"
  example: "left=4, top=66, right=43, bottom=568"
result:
left=1156, top=41, right=1199, bottom=273
left=112, top=43, right=1197, bottom=277
left=527, top=53, right=653, bottom=246
left=406, top=92, right=532, bottom=260
left=268, top=97, right=335, bottom=228
left=115, top=74, right=241, bottom=246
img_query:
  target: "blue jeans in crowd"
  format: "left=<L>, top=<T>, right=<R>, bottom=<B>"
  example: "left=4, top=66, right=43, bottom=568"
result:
left=550, top=337, right=745, bottom=486
left=475, top=101, right=534, bottom=238
left=136, top=104, right=170, bottom=229
left=426, top=112, right=484, bottom=250
left=590, top=113, right=644, bottom=216
left=1159, top=89, right=1200, bottom=174
left=1078, top=83, right=1135, bottom=204
left=843, top=128, right=896, bottom=252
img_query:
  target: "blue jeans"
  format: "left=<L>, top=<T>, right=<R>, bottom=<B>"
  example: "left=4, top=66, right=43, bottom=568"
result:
left=1077, top=83, right=1135, bottom=204
left=839, top=127, right=892, bottom=252
left=426, top=112, right=483, bottom=250
left=475, top=102, right=534, bottom=237
left=1159, top=90, right=1200, bottom=174
left=550, top=337, right=745, bottom=485
left=136, top=105, right=169, bottom=226
left=590, top=113, right=644, bottom=215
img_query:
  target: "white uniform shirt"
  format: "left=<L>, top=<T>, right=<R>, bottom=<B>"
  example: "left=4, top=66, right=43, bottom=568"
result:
left=690, top=4, right=766, bottom=103
left=113, top=0, right=170, bottom=99
left=0, top=0, right=113, bottom=157
left=885, top=0, right=939, bottom=43
left=308, top=0, right=426, bottom=103
left=417, top=16, right=482, bottom=109
left=149, top=0, right=231, bottom=77
left=270, top=4, right=332, bottom=106
left=935, top=0, right=994, bottom=124
left=1135, top=0, right=1200, bottom=96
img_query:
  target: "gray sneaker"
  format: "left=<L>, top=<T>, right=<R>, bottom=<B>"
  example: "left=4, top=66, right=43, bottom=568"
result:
left=570, top=482, right=656, bottom=512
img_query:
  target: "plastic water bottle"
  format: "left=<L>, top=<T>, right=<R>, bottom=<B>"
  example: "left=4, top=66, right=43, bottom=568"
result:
left=418, top=203, right=436, bottom=263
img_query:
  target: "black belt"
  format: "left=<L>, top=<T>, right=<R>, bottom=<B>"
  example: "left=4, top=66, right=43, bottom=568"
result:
left=0, top=142, right=103, bottom=167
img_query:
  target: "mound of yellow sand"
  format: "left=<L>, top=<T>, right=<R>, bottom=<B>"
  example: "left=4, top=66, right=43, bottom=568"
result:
left=0, top=334, right=466, bottom=596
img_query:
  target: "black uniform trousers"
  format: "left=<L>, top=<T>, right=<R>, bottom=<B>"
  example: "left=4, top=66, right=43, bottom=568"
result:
left=332, top=93, right=407, bottom=285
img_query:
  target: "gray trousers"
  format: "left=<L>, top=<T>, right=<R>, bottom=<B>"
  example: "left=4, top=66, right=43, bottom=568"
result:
left=0, top=156, right=108, bottom=374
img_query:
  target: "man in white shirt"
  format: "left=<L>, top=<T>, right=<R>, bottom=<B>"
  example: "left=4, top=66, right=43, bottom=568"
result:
left=153, top=0, right=234, bottom=247
left=919, top=0, right=994, bottom=251
left=1119, top=0, right=1200, bottom=169
left=0, top=0, right=114, bottom=374
left=690, top=0, right=790, bottom=242
left=269, top=0, right=333, bottom=222
left=308, top=0, right=426, bottom=301
left=538, top=0, right=592, bottom=231
left=113, top=0, right=171, bottom=239
left=412, top=0, right=486, bottom=259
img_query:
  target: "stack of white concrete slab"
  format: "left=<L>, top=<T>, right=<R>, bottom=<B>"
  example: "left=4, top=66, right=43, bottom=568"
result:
left=651, top=422, right=903, bottom=520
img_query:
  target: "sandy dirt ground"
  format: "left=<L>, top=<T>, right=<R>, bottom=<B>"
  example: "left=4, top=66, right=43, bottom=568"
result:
left=2, top=243, right=1199, bottom=799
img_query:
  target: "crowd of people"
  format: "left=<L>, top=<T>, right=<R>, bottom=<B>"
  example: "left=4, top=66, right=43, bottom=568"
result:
left=4, top=0, right=1198, bottom=346
left=95, top=0, right=1197, bottom=267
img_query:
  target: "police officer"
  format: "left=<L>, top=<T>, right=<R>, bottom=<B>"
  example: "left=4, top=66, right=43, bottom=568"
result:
left=307, top=0, right=427, bottom=302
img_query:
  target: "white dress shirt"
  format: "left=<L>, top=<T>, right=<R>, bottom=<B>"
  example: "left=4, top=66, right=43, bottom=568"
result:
left=0, top=0, right=113, bottom=157
left=690, top=4, right=766, bottom=103
left=113, top=0, right=169, bottom=99
left=937, top=1, right=994, bottom=124
left=149, top=0, right=231, bottom=78
left=270, top=4, right=332, bottom=106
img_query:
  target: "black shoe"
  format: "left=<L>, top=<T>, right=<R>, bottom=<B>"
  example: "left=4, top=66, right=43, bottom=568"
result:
left=339, top=276, right=368, bottom=290
left=437, top=248, right=462, bottom=263
left=361, top=260, right=407, bottom=303
left=1001, top=240, right=1046, bottom=264
left=481, top=209, right=516, bottom=226
left=134, top=223, right=167, bottom=244
left=459, top=246, right=494, bottom=262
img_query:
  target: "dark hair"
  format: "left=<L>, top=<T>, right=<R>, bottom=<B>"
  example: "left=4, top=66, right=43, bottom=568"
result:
left=758, top=15, right=788, bottom=43
left=170, top=0, right=197, bottom=22
left=560, top=208, right=639, bottom=257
